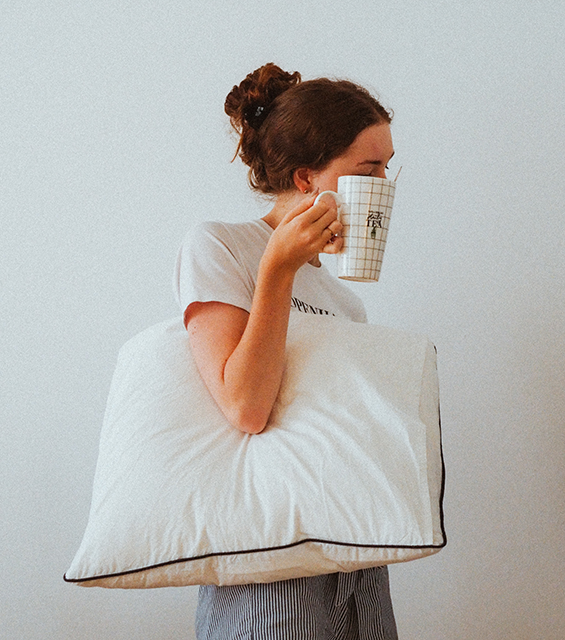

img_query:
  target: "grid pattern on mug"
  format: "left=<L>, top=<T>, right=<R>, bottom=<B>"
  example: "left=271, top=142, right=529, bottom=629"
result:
left=339, top=178, right=395, bottom=280
left=339, top=242, right=388, bottom=281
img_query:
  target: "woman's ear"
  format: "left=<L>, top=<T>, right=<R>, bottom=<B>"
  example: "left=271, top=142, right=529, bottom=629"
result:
left=293, top=168, right=314, bottom=194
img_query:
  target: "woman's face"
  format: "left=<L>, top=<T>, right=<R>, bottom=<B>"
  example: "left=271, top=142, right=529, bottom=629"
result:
left=310, top=123, right=395, bottom=193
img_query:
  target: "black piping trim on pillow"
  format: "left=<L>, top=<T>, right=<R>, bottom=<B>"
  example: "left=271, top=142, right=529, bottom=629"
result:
left=437, top=397, right=448, bottom=549
left=63, top=534, right=447, bottom=583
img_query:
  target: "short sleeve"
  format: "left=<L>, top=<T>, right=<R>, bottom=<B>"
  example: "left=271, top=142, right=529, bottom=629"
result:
left=173, top=221, right=255, bottom=316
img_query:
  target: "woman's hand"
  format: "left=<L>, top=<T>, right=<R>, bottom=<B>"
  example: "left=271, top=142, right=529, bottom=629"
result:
left=261, top=194, right=344, bottom=275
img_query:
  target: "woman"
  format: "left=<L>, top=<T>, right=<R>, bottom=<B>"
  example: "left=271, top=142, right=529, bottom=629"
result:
left=174, top=63, right=398, bottom=640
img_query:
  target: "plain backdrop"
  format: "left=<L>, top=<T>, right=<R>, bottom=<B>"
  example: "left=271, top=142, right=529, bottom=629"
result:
left=2, top=1, right=564, bottom=638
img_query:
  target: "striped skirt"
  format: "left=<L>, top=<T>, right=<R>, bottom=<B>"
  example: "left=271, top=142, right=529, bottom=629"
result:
left=195, top=567, right=398, bottom=639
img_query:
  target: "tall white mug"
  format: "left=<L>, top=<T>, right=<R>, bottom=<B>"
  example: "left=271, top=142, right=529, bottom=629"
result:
left=317, top=175, right=396, bottom=282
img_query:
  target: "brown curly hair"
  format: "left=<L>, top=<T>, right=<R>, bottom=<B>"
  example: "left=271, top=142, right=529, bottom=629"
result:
left=224, top=63, right=392, bottom=195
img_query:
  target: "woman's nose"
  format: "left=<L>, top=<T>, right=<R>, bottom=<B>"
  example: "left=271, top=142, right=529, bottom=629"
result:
left=377, top=167, right=387, bottom=179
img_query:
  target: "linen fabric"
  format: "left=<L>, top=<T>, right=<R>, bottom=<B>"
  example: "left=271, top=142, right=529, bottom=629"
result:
left=64, top=312, right=445, bottom=588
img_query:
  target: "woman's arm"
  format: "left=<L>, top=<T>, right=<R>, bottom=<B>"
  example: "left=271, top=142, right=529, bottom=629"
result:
left=186, top=267, right=293, bottom=435
left=186, top=195, right=342, bottom=434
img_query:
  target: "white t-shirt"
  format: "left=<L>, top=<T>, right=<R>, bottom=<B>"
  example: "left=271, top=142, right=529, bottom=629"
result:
left=173, top=219, right=367, bottom=323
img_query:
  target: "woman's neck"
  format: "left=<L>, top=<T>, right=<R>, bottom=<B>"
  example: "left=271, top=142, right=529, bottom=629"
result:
left=261, top=190, right=303, bottom=230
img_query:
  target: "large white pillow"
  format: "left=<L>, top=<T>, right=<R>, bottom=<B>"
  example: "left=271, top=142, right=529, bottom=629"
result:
left=65, top=313, right=445, bottom=588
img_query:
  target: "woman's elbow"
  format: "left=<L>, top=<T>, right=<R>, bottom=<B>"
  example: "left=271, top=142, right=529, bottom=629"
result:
left=226, top=405, right=269, bottom=435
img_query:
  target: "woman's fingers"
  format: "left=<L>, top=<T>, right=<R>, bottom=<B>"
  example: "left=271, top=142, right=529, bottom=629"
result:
left=284, top=192, right=337, bottom=227
left=326, top=219, right=342, bottom=236
left=308, top=194, right=339, bottom=226
left=301, top=198, right=344, bottom=254
left=272, top=192, right=344, bottom=264
left=321, top=223, right=344, bottom=254
left=290, top=199, right=340, bottom=246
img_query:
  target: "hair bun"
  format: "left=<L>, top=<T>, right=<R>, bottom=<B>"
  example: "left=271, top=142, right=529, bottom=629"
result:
left=225, top=63, right=301, bottom=132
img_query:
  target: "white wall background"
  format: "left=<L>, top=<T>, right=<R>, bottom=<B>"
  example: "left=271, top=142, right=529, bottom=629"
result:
left=2, top=1, right=564, bottom=638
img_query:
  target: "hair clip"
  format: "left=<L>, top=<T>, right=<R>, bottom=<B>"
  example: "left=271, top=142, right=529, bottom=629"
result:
left=245, top=103, right=270, bottom=130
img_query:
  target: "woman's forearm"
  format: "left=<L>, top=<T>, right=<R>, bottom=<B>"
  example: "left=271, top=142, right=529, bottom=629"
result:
left=220, top=262, right=295, bottom=433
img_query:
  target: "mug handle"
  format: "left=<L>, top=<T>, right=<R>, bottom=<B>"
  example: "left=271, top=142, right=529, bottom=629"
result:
left=314, top=191, right=345, bottom=220
left=314, top=190, right=343, bottom=206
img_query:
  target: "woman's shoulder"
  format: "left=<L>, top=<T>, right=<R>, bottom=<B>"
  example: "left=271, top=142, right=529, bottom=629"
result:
left=174, top=219, right=270, bottom=314
left=178, top=218, right=271, bottom=277
left=180, top=219, right=268, bottom=259
left=190, top=218, right=271, bottom=242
